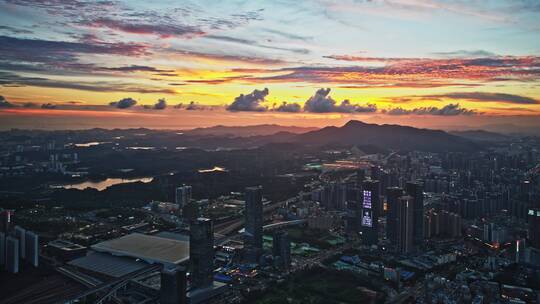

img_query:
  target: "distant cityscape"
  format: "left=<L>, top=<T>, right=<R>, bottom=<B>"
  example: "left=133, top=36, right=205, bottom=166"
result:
left=0, top=122, right=539, bottom=304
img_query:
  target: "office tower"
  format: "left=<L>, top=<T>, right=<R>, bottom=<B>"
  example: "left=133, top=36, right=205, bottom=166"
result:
left=363, top=180, right=381, bottom=215
left=176, top=185, right=192, bottom=209
left=397, top=196, right=414, bottom=254
left=528, top=208, right=540, bottom=249
left=190, top=218, right=214, bottom=289
left=370, top=165, right=380, bottom=181
left=14, top=226, right=26, bottom=259
left=483, top=223, right=494, bottom=243
left=406, top=181, right=424, bottom=248
left=346, top=186, right=361, bottom=203
left=0, top=210, right=13, bottom=233
left=356, top=169, right=365, bottom=188
left=244, top=186, right=263, bottom=260
left=516, top=239, right=526, bottom=263
left=160, top=266, right=187, bottom=304
left=25, top=231, right=39, bottom=267
left=336, top=183, right=348, bottom=211
left=386, top=187, right=403, bottom=243
left=6, top=236, right=19, bottom=274
left=361, top=180, right=380, bottom=246
left=272, top=231, right=291, bottom=269
left=0, top=232, right=5, bottom=268
left=183, top=201, right=200, bottom=224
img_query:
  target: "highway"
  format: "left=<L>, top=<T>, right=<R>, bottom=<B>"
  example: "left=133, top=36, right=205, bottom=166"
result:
left=61, top=264, right=161, bottom=304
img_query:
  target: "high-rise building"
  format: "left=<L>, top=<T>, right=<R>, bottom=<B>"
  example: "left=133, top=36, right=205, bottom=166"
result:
left=189, top=218, right=214, bottom=289
left=14, top=226, right=26, bottom=259
left=160, top=266, right=187, bottom=304
left=244, top=186, right=263, bottom=260
left=516, top=239, right=526, bottom=263
left=363, top=180, right=381, bottom=215
left=370, top=165, right=380, bottom=181
left=397, top=196, right=414, bottom=254
left=25, top=231, right=39, bottom=267
left=0, top=232, right=5, bottom=268
left=356, top=169, right=365, bottom=188
left=386, top=187, right=403, bottom=243
left=528, top=208, right=540, bottom=249
left=272, top=231, right=291, bottom=269
left=6, top=236, right=19, bottom=274
left=176, top=185, right=192, bottom=209
left=0, top=210, right=13, bottom=233
left=361, top=180, right=380, bottom=246
left=406, top=181, right=424, bottom=248
left=182, top=201, right=200, bottom=224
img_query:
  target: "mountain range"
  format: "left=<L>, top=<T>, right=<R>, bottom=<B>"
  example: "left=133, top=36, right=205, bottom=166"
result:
left=291, top=120, right=480, bottom=152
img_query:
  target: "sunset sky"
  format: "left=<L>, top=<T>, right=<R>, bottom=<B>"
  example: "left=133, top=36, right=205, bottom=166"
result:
left=1, top=0, right=540, bottom=130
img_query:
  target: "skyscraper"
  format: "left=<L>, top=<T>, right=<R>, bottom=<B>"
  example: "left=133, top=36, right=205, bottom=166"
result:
left=6, top=236, right=19, bottom=274
left=386, top=187, right=403, bottom=243
left=14, top=226, right=26, bottom=259
left=25, top=231, right=39, bottom=267
left=0, top=232, right=5, bottom=268
left=176, top=185, right=192, bottom=209
left=189, top=218, right=214, bottom=289
left=356, top=169, right=365, bottom=188
left=0, top=210, right=13, bottom=233
left=160, top=266, right=187, bottom=304
left=361, top=180, right=380, bottom=246
left=272, top=231, right=291, bottom=269
left=528, top=208, right=540, bottom=249
left=406, top=181, right=424, bottom=249
left=182, top=201, right=200, bottom=224
left=244, top=186, right=263, bottom=260
left=371, top=165, right=380, bottom=181
left=397, top=196, right=414, bottom=254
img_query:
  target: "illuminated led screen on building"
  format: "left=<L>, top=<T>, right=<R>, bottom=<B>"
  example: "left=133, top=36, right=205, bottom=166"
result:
left=362, top=210, right=373, bottom=227
left=363, top=190, right=372, bottom=209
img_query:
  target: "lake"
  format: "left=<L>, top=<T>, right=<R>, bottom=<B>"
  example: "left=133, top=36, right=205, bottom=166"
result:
left=52, top=177, right=154, bottom=191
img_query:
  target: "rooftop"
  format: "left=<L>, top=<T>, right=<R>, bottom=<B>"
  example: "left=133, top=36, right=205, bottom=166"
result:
left=68, top=252, right=147, bottom=278
left=91, top=233, right=189, bottom=266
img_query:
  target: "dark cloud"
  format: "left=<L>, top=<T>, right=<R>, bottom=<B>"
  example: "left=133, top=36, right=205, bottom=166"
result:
left=0, top=25, right=33, bottom=35
left=22, top=102, right=37, bottom=108
left=6, top=1, right=262, bottom=40
left=275, top=102, right=301, bottom=113
left=186, top=101, right=204, bottom=110
left=262, top=29, right=313, bottom=41
left=41, top=103, right=57, bottom=109
left=153, top=98, right=167, bottom=110
left=204, top=35, right=310, bottom=54
left=430, top=92, right=539, bottom=104
left=0, top=71, right=177, bottom=94
left=171, top=49, right=286, bottom=65
left=0, top=36, right=149, bottom=65
left=110, top=97, right=137, bottom=109
left=385, top=104, right=476, bottom=116
left=85, top=18, right=205, bottom=38
left=431, top=50, right=497, bottom=58
left=0, top=96, right=15, bottom=108
left=226, top=88, right=269, bottom=112
left=303, top=88, right=377, bottom=113
left=100, top=65, right=174, bottom=73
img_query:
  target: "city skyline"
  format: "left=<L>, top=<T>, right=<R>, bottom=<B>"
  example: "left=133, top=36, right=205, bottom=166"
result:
left=1, top=0, right=540, bottom=130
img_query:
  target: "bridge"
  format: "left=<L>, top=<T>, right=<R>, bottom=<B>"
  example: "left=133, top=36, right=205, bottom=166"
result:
left=238, top=219, right=307, bottom=234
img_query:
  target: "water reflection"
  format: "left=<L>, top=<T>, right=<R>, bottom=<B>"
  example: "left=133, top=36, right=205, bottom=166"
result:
left=52, top=177, right=153, bottom=191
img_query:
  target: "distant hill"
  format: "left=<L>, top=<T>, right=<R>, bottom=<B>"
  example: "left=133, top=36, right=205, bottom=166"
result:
left=450, top=130, right=510, bottom=142
left=183, top=124, right=317, bottom=137
left=293, top=120, right=479, bottom=152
